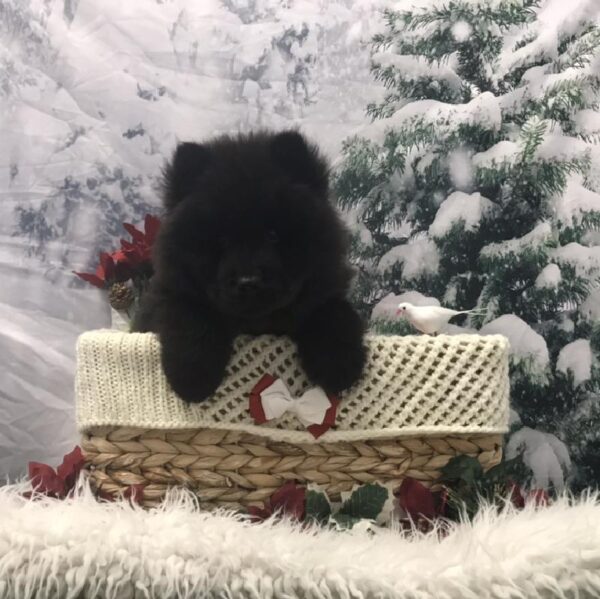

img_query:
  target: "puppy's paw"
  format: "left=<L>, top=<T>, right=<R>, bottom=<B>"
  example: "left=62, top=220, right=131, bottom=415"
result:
left=162, top=355, right=227, bottom=403
left=296, top=298, right=367, bottom=395
left=300, top=337, right=367, bottom=395
left=157, top=311, right=233, bottom=404
left=160, top=330, right=232, bottom=403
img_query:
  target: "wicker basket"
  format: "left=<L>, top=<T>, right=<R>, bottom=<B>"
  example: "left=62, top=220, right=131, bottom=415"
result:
left=77, top=331, right=510, bottom=509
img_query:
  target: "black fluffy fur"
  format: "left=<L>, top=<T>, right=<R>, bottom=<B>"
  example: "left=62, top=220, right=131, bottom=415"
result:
left=134, top=130, right=366, bottom=403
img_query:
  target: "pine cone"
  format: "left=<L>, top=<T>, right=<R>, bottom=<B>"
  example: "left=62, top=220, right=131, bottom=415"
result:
left=108, top=283, right=134, bottom=311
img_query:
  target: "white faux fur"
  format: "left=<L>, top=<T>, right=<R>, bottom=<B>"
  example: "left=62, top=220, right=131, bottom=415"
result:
left=1, top=483, right=600, bottom=599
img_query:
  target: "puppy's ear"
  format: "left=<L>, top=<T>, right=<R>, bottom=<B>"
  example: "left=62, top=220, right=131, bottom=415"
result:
left=270, top=131, right=329, bottom=195
left=162, top=142, right=211, bottom=210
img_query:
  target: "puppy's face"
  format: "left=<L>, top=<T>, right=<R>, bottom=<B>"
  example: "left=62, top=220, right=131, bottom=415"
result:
left=158, top=131, right=334, bottom=319
left=182, top=179, right=320, bottom=318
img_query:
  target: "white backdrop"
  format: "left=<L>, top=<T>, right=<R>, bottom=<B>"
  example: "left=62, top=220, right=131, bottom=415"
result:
left=0, top=0, right=386, bottom=479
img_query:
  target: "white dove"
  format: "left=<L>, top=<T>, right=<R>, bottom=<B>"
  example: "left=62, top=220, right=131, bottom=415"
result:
left=396, top=302, right=484, bottom=335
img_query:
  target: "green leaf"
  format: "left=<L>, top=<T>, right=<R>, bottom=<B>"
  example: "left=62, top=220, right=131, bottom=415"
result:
left=483, top=455, right=529, bottom=486
left=305, top=490, right=331, bottom=525
left=331, top=513, right=362, bottom=530
left=339, top=483, right=388, bottom=520
left=440, top=455, right=484, bottom=484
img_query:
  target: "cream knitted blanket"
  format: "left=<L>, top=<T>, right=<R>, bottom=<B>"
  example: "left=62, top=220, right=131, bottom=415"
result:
left=76, top=331, right=510, bottom=443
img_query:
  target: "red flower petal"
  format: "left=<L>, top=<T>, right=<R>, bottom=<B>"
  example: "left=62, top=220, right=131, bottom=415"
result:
left=396, top=478, right=437, bottom=520
left=122, top=239, right=151, bottom=268
left=123, top=484, right=145, bottom=504
left=99, top=252, right=115, bottom=281
left=144, top=214, right=161, bottom=246
left=141, top=245, right=152, bottom=261
left=111, top=250, right=128, bottom=263
left=509, top=483, right=525, bottom=509
left=247, top=505, right=272, bottom=522
left=73, top=271, right=106, bottom=288
left=269, top=481, right=306, bottom=520
left=436, top=487, right=449, bottom=517
left=29, top=461, right=55, bottom=481
left=526, top=489, right=550, bottom=507
left=120, top=239, right=136, bottom=251
left=248, top=374, right=278, bottom=425
left=122, top=247, right=140, bottom=266
left=56, top=446, right=85, bottom=492
left=114, top=261, right=133, bottom=283
left=28, top=462, right=66, bottom=498
left=123, top=222, right=145, bottom=244
left=96, top=489, right=115, bottom=502
left=306, top=395, right=339, bottom=439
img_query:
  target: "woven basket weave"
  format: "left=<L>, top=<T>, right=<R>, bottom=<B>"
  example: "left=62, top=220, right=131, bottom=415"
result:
left=77, top=331, right=510, bottom=509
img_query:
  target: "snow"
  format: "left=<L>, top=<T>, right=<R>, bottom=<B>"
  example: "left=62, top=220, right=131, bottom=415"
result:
left=535, top=263, right=562, bottom=288
left=448, top=149, right=473, bottom=191
left=443, top=282, right=457, bottom=305
left=472, top=141, right=520, bottom=168
left=583, top=230, right=600, bottom=246
left=498, top=87, right=528, bottom=114
left=509, top=408, right=522, bottom=427
left=517, top=67, right=588, bottom=103
left=371, top=291, right=439, bottom=321
left=371, top=53, right=462, bottom=91
left=369, top=92, right=502, bottom=144
left=451, top=21, right=472, bottom=43
left=574, top=109, right=600, bottom=136
left=415, top=151, right=436, bottom=174
left=553, top=177, right=600, bottom=226
left=346, top=208, right=374, bottom=246
left=535, top=134, right=590, bottom=162
left=551, top=243, right=600, bottom=276
left=581, top=288, right=600, bottom=321
left=496, top=0, right=600, bottom=80
left=429, top=191, right=497, bottom=238
left=559, top=315, right=576, bottom=333
left=506, top=427, right=571, bottom=492
left=481, top=222, right=553, bottom=259
left=473, top=130, right=588, bottom=171
left=377, top=236, right=440, bottom=279
left=557, top=339, right=593, bottom=386
left=480, top=315, right=550, bottom=378
left=444, top=323, right=477, bottom=335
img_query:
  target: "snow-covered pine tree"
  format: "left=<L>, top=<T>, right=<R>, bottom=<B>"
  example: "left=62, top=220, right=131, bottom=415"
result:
left=335, top=0, right=600, bottom=490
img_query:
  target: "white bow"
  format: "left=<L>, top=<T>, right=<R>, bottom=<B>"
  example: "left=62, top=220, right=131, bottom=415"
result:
left=260, top=379, right=331, bottom=426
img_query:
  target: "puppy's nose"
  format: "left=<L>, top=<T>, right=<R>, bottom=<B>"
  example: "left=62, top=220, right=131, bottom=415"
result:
left=235, top=275, right=262, bottom=296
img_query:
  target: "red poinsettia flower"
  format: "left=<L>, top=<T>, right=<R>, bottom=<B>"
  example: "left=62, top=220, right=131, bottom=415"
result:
left=394, top=478, right=450, bottom=534
left=396, top=478, right=443, bottom=520
left=508, top=483, right=525, bottom=508
left=123, top=484, right=145, bottom=504
left=74, top=251, right=132, bottom=288
left=74, top=214, right=159, bottom=289
left=27, top=446, right=85, bottom=499
left=120, top=214, right=160, bottom=267
left=526, top=488, right=550, bottom=506
left=248, top=481, right=306, bottom=522
left=28, top=462, right=66, bottom=498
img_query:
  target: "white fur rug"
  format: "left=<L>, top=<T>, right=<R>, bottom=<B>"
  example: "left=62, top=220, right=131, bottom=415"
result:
left=1, top=484, right=600, bottom=599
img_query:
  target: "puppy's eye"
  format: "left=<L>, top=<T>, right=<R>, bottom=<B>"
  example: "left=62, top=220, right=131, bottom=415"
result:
left=266, top=229, right=279, bottom=244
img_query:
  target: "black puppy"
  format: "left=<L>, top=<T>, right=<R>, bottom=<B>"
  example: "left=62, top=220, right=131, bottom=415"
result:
left=135, top=130, right=366, bottom=403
